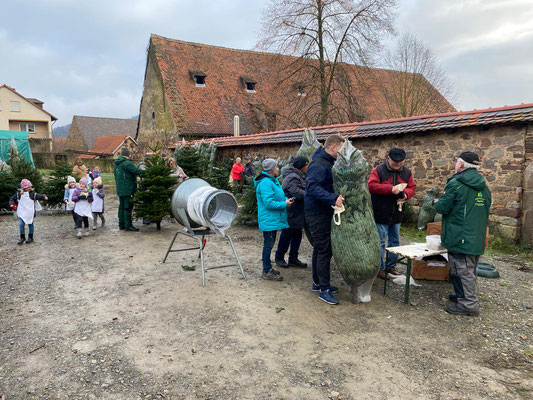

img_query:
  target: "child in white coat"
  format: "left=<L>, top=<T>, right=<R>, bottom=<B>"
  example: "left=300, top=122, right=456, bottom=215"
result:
left=90, top=176, right=106, bottom=229
left=9, top=179, right=48, bottom=244
left=64, top=176, right=78, bottom=228
left=72, top=177, right=93, bottom=238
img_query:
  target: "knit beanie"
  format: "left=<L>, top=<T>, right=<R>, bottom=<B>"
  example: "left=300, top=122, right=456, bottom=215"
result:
left=20, top=179, right=32, bottom=189
left=292, top=156, right=309, bottom=170
left=67, top=176, right=76, bottom=184
left=79, top=177, right=88, bottom=186
left=262, top=158, right=278, bottom=174
left=93, top=176, right=102, bottom=186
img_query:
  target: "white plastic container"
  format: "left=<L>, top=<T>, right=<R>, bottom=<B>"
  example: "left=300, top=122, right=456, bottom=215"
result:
left=426, top=235, right=444, bottom=250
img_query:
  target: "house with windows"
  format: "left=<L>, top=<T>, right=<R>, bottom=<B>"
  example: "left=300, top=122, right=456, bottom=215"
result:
left=0, top=84, right=57, bottom=152
left=79, top=134, right=137, bottom=159
left=65, top=115, right=138, bottom=152
left=136, top=34, right=455, bottom=145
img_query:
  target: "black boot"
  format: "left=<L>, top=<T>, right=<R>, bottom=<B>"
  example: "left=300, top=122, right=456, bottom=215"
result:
left=26, top=233, right=34, bottom=244
left=288, top=258, right=308, bottom=268
left=275, top=258, right=289, bottom=268
left=18, top=234, right=26, bottom=245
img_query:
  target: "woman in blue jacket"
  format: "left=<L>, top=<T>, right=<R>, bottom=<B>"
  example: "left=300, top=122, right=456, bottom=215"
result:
left=254, top=159, right=294, bottom=281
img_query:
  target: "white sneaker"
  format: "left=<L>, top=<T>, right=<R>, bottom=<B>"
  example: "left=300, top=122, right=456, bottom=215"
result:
left=83, top=230, right=90, bottom=237
left=77, top=230, right=82, bottom=239
left=92, top=225, right=97, bottom=230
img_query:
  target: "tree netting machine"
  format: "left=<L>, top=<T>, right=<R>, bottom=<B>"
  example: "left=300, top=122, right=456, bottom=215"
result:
left=162, top=178, right=246, bottom=286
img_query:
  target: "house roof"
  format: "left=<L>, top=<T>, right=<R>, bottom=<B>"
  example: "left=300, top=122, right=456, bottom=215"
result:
left=149, top=34, right=455, bottom=137
left=0, top=84, right=57, bottom=121
left=70, top=116, right=138, bottom=150
left=90, top=134, right=136, bottom=154
left=194, top=103, right=533, bottom=147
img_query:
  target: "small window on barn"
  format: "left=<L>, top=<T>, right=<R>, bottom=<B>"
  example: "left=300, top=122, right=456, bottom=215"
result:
left=152, top=111, right=156, bottom=120
left=189, top=70, right=206, bottom=87
left=293, top=82, right=306, bottom=97
left=245, top=82, right=256, bottom=92
left=240, top=76, right=257, bottom=93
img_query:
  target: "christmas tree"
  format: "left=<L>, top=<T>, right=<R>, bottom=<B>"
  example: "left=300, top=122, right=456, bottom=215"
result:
left=133, top=154, right=178, bottom=230
left=43, top=163, right=74, bottom=208
left=174, top=146, right=209, bottom=178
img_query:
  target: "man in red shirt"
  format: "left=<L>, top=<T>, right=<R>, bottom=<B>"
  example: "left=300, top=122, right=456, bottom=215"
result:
left=368, top=148, right=416, bottom=280
left=231, top=157, right=245, bottom=192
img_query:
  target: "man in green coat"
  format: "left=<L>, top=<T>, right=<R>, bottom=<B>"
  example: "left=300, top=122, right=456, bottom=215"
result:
left=114, top=147, right=147, bottom=231
left=434, top=151, right=491, bottom=316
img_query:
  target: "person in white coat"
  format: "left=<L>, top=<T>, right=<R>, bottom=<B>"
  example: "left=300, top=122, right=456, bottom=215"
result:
left=90, top=176, right=106, bottom=230
left=9, top=179, right=48, bottom=244
left=72, top=177, right=93, bottom=238
left=64, top=176, right=78, bottom=228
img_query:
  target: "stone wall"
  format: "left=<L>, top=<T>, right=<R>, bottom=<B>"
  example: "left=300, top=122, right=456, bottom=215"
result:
left=217, top=122, right=532, bottom=244
left=65, top=120, right=88, bottom=151
left=137, top=45, right=179, bottom=146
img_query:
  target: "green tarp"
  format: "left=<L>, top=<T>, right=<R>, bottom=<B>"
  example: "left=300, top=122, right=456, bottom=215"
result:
left=0, top=130, right=34, bottom=167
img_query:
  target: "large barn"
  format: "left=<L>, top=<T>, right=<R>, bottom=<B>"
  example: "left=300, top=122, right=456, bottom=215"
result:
left=136, top=34, right=454, bottom=145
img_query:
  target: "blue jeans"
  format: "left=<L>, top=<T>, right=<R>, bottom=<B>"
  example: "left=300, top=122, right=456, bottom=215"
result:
left=262, top=231, right=277, bottom=273
left=376, top=223, right=400, bottom=270
left=19, top=218, right=34, bottom=235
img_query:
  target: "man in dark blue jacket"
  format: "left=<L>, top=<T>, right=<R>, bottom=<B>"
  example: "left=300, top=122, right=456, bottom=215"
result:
left=305, top=134, right=345, bottom=305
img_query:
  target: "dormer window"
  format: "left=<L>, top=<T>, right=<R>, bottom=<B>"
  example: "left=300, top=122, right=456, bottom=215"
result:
left=245, top=82, right=256, bottom=92
left=293, top=82, right=306, bottom=97
left=240, top=76, right=257, bottom=93
left=189, top=70, right=206, bottom=87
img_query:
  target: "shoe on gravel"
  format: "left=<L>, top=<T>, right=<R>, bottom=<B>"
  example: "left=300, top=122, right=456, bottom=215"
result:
left=262, top=270, right=283, bottom=281
left=318, top=289, right=339, bottom=305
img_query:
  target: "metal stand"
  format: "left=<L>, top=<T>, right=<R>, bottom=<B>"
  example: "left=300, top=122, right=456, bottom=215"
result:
left=162, top=228, right=246, bottom=287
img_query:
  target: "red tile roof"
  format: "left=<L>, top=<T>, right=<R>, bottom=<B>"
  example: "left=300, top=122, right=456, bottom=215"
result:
left=195, top=103, right=533, bottom=147
left=90, top=134, right=134, bottom=154
left=149, top=35, right=455, bottom=137
left=0, top=84, right=58, bottom=121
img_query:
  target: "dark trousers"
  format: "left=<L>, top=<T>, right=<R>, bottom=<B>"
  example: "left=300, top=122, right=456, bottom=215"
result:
left=275, top=228, right=303, bottom=262
left=71, top=210, right=77, bottom=227
left=306, top=213, right=332, bottom=290
left=74, top=213, right=89, bottom=229
left=118, top=195, right=133, bottom=228
left=262, top=231, right=277, bottom=273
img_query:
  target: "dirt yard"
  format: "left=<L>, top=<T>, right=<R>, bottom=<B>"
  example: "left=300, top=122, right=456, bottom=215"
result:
left=1, top=194, right=532, bottom=400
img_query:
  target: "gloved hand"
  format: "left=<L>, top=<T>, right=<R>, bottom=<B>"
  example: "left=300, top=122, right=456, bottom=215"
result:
left=10, top=204, right=17, bottom=210
left=79, top=192, right=88, bottom=199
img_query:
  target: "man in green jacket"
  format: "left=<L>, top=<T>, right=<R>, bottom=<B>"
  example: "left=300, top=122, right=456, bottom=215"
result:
left=434, top=151, right=491, bottom=316
left=114, top=147, right=147, bottom=231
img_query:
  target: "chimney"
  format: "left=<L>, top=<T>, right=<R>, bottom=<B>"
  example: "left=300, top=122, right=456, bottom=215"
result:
left=233, top=115, right=240, bottom=137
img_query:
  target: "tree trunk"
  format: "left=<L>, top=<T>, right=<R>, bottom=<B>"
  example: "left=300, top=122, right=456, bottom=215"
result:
left=156, top=221, right=161, bottom=230
left=317, top=1, right=328, bottom=126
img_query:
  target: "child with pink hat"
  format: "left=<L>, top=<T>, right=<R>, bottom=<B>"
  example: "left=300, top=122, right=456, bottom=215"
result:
left=9, top=179, right=48, bottom=244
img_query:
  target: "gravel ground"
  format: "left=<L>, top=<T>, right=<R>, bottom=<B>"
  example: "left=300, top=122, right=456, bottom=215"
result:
left=0, top=194, right=532, bottom=399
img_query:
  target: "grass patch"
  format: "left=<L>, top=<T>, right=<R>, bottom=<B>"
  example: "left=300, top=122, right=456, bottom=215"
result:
left=400, top=224, right=426, bottom=242
left=486, top=235, right=533, bottom=263
left=499, top=281, right=510, bottom=287
left=523, top=348, right=533, bottom=358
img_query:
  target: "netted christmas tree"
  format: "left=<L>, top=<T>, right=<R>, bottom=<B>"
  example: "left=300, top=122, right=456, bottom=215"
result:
left=0, top=170, right=18, bottom=210
left=331, top=139, right=381, bottom=303
left=133, top=154, right=178, bottom=230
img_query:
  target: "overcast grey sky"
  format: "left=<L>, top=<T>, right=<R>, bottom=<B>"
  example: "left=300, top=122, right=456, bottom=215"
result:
left=2, top=0, right=532, bottom=127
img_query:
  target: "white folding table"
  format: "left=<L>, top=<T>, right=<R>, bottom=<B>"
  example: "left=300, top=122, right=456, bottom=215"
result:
left=384, top=244, right=447, bottom=304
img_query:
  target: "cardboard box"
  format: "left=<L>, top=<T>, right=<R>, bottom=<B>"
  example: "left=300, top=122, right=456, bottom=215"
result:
left=412, top=257, right=449, bottom=281
left=426, top=221, right=489, bottom=248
